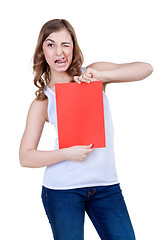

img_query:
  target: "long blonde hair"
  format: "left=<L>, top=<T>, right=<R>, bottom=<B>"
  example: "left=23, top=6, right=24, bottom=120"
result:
left=33, top=19, right=84, bottom=100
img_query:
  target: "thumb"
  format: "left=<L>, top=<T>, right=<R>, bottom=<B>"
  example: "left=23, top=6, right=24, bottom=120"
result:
left=80, top=144, right=93, bottom=148
left=87, top=144, right=93, bottom=148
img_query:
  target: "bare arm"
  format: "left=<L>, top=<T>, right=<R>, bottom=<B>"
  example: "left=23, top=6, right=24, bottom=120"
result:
left=19, top=99, right=68, bottom=168
left=79, top=62, right=154, bottom=84
left=90, top=62, right=153, bottom=83
left=19, top=99, right=93, bottom=168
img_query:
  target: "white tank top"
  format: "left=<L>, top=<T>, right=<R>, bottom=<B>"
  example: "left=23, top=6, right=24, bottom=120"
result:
left=42, top=67, right=119, bottom=189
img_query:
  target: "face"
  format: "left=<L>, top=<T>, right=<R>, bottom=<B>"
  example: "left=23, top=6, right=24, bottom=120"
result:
left=42, top=29, right=74, bottom=73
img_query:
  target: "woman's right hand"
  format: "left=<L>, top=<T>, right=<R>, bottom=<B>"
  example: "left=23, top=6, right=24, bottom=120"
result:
left=66, top=144, right=94, bottom=162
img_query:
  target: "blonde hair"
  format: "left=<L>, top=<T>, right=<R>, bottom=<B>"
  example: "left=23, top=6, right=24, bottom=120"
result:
left=33, top=19, right=84, bottom=100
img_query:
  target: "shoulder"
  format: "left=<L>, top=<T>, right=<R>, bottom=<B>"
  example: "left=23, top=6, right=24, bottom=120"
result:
left=86, top=61, right=129, bottom=71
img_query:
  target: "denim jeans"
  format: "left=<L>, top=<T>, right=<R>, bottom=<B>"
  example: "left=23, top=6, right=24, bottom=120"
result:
left=41, top=183, right=136, bottom=240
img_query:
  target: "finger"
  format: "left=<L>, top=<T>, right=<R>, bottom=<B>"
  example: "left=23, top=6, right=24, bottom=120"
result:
left=83, top=72, right=95, bottom=82
left=84, top=69, right=93, bottom=78
left=83, top=75, right=95, bottom=82
left=73, top=76, right=81, bottom=84
left=80, top=75, right=92, bottom=83
left=85, top=144, right=93, bottom=148
left=86, top=144, right=93, bottom=148
left=83, top=73, right=91, bottom=80
left=89, top=78, right=94, bottom=82
left=79, top=144, right=93, bottom=148
left=85, top=73, right=92, bottom=79
left=83, top=74, right=93, bottom=83
left=79, top=75, right=87, bottom=82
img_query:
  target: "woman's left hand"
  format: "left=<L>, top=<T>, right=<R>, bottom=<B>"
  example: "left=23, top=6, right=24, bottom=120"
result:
left=73, top=68, right=101, bottom=84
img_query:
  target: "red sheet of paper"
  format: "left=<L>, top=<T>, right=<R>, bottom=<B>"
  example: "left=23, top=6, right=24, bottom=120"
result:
left=55, top=81, right=106, bottom=149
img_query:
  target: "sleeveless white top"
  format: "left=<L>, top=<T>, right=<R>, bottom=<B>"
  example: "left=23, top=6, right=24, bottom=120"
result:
left=42, top=67, right=119, bottom=189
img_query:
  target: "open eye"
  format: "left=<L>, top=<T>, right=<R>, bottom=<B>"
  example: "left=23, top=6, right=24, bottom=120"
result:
left=48, top=43, right=54, bottom=47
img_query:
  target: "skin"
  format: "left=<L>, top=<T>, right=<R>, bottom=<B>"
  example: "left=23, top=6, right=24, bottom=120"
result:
left=42, top=29, right=74, bottom=89
left=19, top=28, right=153, bottom=168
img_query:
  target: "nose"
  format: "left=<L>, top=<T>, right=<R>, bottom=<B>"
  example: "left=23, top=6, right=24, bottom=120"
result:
left=56, top=46, right=63, bottom=56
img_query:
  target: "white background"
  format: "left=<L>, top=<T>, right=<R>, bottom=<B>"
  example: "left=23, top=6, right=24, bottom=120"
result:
left=0, top=0, right=160, bottom=239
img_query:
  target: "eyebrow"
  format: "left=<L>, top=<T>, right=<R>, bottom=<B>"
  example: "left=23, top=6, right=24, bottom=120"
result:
left=45, top=39, right=71, bottom=44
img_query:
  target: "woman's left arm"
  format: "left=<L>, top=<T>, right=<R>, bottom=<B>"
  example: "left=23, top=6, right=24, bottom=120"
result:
left=82, top=62, right=154, bottom=84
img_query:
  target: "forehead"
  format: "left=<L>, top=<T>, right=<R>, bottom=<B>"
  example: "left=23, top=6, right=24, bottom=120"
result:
left=46, top=29, right=73, bottom=42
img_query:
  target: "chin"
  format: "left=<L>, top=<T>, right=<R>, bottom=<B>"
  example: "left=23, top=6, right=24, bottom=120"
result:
left=53, top=62, right=71, bottom=72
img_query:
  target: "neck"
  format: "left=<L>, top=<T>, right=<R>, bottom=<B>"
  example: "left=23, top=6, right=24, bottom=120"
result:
left=49, top=68, right=73, bottom=88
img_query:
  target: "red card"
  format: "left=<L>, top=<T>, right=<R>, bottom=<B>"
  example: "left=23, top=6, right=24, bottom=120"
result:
left=55, top=81, right=106, bottom=149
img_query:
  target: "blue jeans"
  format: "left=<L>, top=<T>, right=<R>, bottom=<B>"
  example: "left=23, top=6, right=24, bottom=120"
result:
left=41, top=184, right=136, bottom=240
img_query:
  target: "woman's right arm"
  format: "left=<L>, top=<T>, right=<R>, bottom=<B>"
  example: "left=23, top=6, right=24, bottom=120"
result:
left=19, top=99, right=93, bottom=168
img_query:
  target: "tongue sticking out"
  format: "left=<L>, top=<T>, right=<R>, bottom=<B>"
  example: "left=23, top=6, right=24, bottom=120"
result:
left=56, top=58, right=67, bottom=63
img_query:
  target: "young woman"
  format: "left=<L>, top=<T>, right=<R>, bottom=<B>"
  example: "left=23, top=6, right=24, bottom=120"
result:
left=19, top=19, right=153, bottom=240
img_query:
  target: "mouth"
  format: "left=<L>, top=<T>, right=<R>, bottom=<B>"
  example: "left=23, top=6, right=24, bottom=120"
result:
left=55, top=57, right=67, bottom=65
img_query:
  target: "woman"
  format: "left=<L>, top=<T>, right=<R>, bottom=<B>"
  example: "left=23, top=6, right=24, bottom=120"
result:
left=19, top=19, right=153, bottom=240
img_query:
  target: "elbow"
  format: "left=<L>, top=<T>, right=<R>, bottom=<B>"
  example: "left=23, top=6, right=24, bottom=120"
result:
left=20, top=159, right=27, bottom=168
left=137, top=62, right=154, bottom=79
left=19, top=155, right=27, bottom=168
left=142, top=62, right=154, bottom=77
left=19, top=150, right=29, bottom=168
left=19, top=148, right=38, bottom=168
left=147, top=63, right=154, bottom=75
